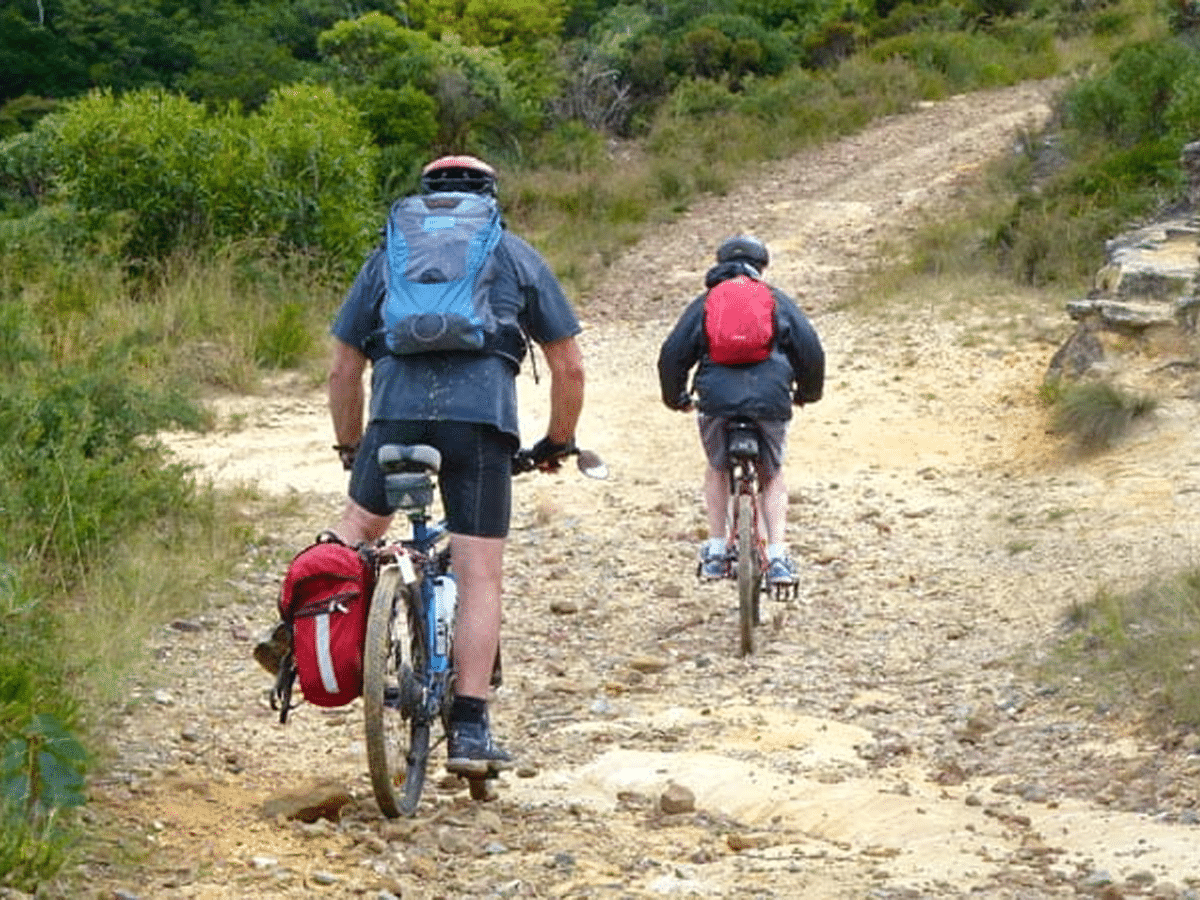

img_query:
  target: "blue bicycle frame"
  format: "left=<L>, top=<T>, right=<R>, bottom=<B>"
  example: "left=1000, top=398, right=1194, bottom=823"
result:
left=400, top=512, right=453, bottom=713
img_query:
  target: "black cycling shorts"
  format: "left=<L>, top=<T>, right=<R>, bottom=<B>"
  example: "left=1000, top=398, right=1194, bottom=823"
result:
left=349, top=420, right=518, bottom=538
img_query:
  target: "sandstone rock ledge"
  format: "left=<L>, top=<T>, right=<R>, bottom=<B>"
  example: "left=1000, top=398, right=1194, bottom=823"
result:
left=1048, top=141, right=1200, bottom=389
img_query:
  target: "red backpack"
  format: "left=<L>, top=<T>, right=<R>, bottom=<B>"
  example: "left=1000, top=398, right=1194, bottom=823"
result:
left=704, top=275, right=776, bottom=365
left=277, top=534, right=376, bottom=708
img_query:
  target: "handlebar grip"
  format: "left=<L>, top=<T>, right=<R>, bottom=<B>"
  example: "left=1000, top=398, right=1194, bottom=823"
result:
left=511, top=450, right=537, bottom=475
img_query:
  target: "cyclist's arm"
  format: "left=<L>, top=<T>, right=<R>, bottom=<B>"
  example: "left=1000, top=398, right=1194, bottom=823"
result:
left=657, top=296, right=705, bottom=408
left=775, top=293, right=825, bottom=404
left=540, top=335, right=585, bottom=444
left=329, top=337, right=368, bottom=450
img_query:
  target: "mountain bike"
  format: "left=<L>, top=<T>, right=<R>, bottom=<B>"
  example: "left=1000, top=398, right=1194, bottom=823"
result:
left=706, top=418, right=797, bottom=656
left=362, top=442, right=606, bottom=817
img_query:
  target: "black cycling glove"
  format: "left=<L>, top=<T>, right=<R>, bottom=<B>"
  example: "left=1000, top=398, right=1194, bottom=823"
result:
left=333, top=443, right=358, bottom=471
left=529, top=436, right=576, bottom=470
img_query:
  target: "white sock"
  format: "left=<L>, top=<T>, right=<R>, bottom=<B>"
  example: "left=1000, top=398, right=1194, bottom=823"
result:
left=705, top=537, right=726, bottom=556
left=767, top=543, right=786, bottom=562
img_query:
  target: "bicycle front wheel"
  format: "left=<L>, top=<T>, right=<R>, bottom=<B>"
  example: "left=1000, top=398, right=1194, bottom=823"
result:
left=736, top=492, right=758, bottom=656
left=363, top=566, right=429, bottom=817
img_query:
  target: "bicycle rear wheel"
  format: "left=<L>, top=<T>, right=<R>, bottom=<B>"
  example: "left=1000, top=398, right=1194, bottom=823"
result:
left=736, top=492, right=758, bottom=656
left=363, top=566, right=430, bottom=817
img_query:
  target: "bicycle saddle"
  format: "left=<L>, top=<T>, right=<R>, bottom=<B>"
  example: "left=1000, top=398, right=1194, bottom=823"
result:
left=379, top=444, right=441, bottom=513
left=378, top=443, right=442, bottom=474
left=725, top=421, right=760, bottom=461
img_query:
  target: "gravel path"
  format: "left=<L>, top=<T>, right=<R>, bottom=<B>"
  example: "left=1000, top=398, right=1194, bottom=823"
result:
left=84, top=80, right=1200, bottom=899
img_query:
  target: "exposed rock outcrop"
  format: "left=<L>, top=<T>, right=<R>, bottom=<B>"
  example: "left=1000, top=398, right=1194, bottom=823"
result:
left=1047, top=141, right=1200, bottom=388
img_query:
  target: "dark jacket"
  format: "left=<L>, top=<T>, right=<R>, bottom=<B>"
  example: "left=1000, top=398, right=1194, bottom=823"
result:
left=657, top=261, right=824, bottom=421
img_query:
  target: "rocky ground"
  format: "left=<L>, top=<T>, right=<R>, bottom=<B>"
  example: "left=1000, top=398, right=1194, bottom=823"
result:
left=68, top=81, right=1200, bottom=899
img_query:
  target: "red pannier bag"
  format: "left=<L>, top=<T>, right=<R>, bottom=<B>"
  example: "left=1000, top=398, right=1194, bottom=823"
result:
left=277, top=534, right=376, bottom=708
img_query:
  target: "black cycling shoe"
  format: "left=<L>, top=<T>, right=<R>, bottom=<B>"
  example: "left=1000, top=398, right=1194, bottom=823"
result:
left=446, top=720, right=514, bottom=777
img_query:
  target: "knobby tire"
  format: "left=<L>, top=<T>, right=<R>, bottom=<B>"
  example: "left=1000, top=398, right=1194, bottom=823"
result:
left=363, top=566, right=428, bottom=817
left=737, top=491, right=758, bottom=656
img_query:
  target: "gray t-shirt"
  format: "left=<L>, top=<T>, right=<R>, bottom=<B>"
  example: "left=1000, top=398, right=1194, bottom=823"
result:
left=331, top=228, right=581, bottom=441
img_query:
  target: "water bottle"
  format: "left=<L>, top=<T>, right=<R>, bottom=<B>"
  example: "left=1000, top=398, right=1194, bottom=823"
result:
left=433, top=575, right=457, bottom=656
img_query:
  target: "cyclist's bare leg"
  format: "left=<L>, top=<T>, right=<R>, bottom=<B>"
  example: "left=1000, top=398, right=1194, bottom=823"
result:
left=449, top=534, right=504, bottom=700
left=757, top=467, right=788, bottom=547
left=335, top=498, right=392, bottom=545
left=703, top=464, right=729, bottom=540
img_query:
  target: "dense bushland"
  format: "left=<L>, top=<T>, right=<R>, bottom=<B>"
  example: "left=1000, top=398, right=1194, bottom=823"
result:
left=2, top=0, right=1200, bottom=890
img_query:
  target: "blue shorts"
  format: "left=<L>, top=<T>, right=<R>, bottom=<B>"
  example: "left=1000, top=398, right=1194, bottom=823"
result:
left=349, top=421, right=518, bottom=538
left=697, top=414, right=788, bottom=480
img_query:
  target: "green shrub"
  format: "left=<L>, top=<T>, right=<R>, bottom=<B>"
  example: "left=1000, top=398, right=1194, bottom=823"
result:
left=0, top=361, right=204, bottom=576
left=0, top=301, right=38, bottom=371
left=804, top=20, right=866, bottom=70
left=0, top=96, right=59, bottom=140
left=1166, top=67, right=1200, bottom=138
left=660, top=78, right=738, bottom=119
left=870, top=0, right=970, bottom=39
left=0, top=626, right=83, bottom=890
left=990, top=190, right=1110, bottom=286
left=1063, top=39, right=1200, bottom=146
left=0, top=798, right=76, bottom=893
left=828, top=54, right=923, bottom=108
left=0, top=122, right=62, bottom=206
left=533, top=122, right=608, bottom=174
left=990, top=130, right=1183, bottom=286
left=8, top=86, right=379, bottom=268
left=247, top=84, right=379, bottom=261
left=51, top=90, right=217, bottom=262
left=868, top=30, right=1012, bottom=90
left=737, top=66, right=826, bottom=124
left=2, top=715, right=88, bottom=817
left=0, top=204, right=129, bottom=296
left=671, top=14, right=795, bottom=81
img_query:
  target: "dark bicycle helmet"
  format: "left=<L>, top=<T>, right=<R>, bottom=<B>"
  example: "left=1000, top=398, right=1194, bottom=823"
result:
left=716, top=234, right=769, bottom=271
left=420, top=155, right=498, bottom=196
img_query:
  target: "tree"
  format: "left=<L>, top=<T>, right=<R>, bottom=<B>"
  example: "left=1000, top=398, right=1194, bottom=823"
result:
left=180, top=24, right=312, bottom=110
left=45, top=0, right=194, bottom=93
left=0, top=0, right=193, bottom=102
left=0, top=3, right=88, bottom=101
left=410, top=0, right=566, bottom=52
left=318, top=14, right=526, bottom=159
left=318, top=12, right=439, bottom=83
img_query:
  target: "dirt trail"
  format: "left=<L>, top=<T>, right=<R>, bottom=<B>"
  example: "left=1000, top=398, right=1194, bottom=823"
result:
left=89, top=81, right=1200, bottom=899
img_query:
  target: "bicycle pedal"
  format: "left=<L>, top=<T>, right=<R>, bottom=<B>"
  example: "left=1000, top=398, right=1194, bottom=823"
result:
left=771, top=582, right=798, bottom=601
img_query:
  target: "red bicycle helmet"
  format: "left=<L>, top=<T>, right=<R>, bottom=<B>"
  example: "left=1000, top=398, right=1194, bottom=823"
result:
left=420, top=155, right=497, bottom=196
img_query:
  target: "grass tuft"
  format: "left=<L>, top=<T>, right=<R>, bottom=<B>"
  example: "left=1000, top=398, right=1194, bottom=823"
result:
left=1045, top=379, right=1158, bottom=452
left=1046, top=572, right=1200, bottom=728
